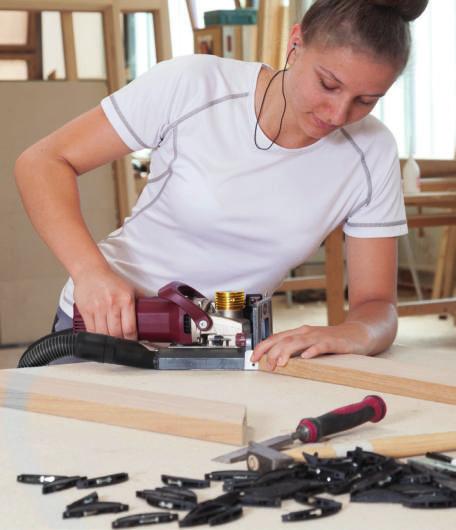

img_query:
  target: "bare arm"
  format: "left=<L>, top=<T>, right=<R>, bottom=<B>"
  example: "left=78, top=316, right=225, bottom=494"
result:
left=251, top=235, right=399, bottom=369
left=343, top=235, right=398, bottom=354
left=15, top=106, right=138, bottom=338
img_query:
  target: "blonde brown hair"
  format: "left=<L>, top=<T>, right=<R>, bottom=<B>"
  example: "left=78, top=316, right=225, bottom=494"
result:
left=300, top=0, right=428, bottom=71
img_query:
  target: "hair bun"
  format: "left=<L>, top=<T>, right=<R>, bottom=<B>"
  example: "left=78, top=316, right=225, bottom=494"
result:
left=369, top=0, right=429, bottom=22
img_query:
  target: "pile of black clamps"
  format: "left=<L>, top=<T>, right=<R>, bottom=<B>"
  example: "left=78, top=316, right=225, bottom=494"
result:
left=133, top=449, right=456, bottom=526
left=172, top=448, right=456, bottom=526
left=16, top=449, right=456, bottom=527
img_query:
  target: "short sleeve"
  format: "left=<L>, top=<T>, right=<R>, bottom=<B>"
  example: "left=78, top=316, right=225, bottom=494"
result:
left=100, top=56, right=197, bottom=151
left=343, top=127, right=408, bottom=239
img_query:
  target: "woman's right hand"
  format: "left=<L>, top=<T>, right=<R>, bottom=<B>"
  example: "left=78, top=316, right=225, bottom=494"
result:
left=73, top=266, right=138, bottom=340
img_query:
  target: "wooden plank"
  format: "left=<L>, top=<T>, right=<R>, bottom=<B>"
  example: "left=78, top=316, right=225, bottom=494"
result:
left=397, top=298, right=456, bottom=317
left=416, top=159, right=456, bottom=178
left=60, top=12, right=77, bottom=80
left=257, top=0, right=283, bottom=68
left=185, top=0, right=198, bottom=31
left=442, top=225, right=456, bottom=298
left=400, top=159, right=456, bottom=178
left=118, top=0, right=168, bottom=11
left=259, top=353, right=456, bottom=405
left=432, top=226, right=450, bottom=299
left=102, top=4, right=136, bottom=224
left=0, top=0, right=167, bottom=12
left=421, top=177, right=456, bottom=192
left=151, top=3, right=172, bottom=62
left=278, top=275, right=326, bottom=292
left=278, top=3, right=289, bottom=65
left=407, top=213, right=456, bottom=228
left=404, top=191, right=456, bottom=208
left=0, top=371, right=246, bottom=445
left=0, top=0, right=112, bottom=11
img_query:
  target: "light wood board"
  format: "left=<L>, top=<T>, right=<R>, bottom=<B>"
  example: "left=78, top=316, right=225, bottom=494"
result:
left=0, top=371, right=246, bottom=445
left=259, top=354, right=456, bottom=404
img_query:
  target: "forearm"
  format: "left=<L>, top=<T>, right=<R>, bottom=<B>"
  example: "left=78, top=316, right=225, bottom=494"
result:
left=14, top=142, right=110, bottom=281
left=343, top=300, right=398, bottom=355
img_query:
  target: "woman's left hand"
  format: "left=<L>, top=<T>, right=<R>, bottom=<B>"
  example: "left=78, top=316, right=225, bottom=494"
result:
left=250, top=321, right=372, bottom=370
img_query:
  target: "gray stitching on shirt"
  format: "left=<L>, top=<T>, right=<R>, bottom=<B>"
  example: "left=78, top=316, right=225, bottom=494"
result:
left=126, top=171, right=173, bottom=225
left=346, top=219, right=407, bottom=228
left=147, top=167, right=171, bottom=183
left=110, top=91, right=248, bottom=149
left=104, top=93, right=249, bottom=242
left=125, top=127, right=178, bottom=225
left=341, top=128, right=372, bottom=210
left=158, top=92, right=249, bottom=143
left=104, top=127, right=178, bottom=240
left=110, top=94, right=149, bottom=149
left=346, top=199, right=368, bottom=219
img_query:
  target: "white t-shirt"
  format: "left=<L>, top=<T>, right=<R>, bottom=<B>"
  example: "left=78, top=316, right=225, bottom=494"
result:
left=59, top=54, right=407, bottom=316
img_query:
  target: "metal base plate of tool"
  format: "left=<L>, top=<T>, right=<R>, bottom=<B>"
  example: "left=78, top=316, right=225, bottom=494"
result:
left=149, top=347, right=257, bottom=371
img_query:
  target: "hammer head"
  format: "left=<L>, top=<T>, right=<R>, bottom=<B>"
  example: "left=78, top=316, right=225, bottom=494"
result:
left=246, top=442, right=295, bottom=474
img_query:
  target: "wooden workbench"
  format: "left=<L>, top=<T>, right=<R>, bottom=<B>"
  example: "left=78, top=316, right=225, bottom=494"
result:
left=1, top=345, right=456, bottom=529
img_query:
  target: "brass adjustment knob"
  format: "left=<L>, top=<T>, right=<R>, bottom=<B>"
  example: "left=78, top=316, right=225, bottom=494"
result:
left=215, top=291, right=245, bottom=311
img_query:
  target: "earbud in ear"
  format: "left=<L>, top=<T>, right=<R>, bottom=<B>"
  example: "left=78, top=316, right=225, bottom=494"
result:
left=292, top=42, right=298, bottom=48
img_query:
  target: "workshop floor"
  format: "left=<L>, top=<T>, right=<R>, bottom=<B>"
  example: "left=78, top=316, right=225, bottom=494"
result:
left=0, top=295, right=454, bottom=369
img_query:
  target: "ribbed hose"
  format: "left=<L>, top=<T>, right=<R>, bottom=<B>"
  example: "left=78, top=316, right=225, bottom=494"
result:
left=18, top=330, right=76, bottom=368
left=18, top=330, right=157, bottom=369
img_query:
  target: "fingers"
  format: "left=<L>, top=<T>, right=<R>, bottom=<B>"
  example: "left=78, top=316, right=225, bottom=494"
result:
left=301, top=343, right=328, bottom=359
left=255, top=327, right=348, bottom=370
left=82, top=312, right=95, bottom=334
left=93, top=297, right=136, bottom=339
left=264, top=333, right=314, bottom=370
left=299, top=337, right=350, bottom=359
left=94, top=309, right=109, bottom=336
left=82, top=303, right=136, bottom=339
left=121, top=301, right=138, bottom=340
left=251, top=327, right=308, bottom=362
left=73, top=271, right=137, bottom=339
left=107, top=309, right=123, bottom=338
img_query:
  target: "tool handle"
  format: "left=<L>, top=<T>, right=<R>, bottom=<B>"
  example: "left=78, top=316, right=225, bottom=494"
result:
left=285, top=431, right=456, bottom=461
left=296, top=395, right=386, bottom=443
left=158, top=281, right=213, bottom=331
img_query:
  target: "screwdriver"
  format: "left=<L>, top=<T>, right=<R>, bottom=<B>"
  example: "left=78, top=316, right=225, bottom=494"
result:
left=213, top=395, right=386, bottom=464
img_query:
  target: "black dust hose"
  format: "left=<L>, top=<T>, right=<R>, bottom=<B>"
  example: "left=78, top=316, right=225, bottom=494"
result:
left=18, top=331, right=158, bottom=369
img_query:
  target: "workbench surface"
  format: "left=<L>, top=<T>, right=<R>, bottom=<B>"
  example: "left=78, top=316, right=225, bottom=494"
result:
left=1, top=345, right=455, bottom=530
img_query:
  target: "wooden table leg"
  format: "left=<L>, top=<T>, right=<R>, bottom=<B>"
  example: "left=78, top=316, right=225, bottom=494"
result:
left=442, top=225, right=456, bottom=298
left=442, top=225, right=456, bottom=324
left=324, top=226, right=346, bottom=325
left=432, top=226, right=449, bottom=299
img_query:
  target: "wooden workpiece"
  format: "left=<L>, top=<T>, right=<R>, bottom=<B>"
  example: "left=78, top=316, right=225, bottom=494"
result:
left=259, top=354, right=456, bottom=405
left=0, top=370, right=246, bottom=445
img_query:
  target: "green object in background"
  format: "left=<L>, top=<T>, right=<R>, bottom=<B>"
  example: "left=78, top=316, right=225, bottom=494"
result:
left=204, top=9, right=257, bottom=27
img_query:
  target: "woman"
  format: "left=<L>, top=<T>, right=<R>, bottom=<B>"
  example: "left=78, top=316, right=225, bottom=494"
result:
left=15, top=0, right=428, bottom=369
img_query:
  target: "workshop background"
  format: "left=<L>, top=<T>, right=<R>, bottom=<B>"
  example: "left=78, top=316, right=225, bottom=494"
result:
left=0, top=0, right=455, bottom=360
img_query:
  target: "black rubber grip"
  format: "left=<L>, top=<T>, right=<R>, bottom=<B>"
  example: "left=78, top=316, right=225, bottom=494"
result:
left=74, top=332, right=158, bottom=369
left=296, top=395, right=387, bottom=443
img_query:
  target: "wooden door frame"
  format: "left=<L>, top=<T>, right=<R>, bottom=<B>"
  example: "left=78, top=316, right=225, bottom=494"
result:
left=0, top=0, right=172, bottom=223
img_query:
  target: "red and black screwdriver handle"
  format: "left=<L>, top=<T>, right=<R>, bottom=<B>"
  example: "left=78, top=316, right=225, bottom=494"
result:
left=295, top=395, right=386, bottom=443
